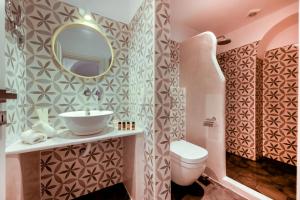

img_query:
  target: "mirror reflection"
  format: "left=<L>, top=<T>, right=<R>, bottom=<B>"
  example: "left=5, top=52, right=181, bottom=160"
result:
left=52, top=23, right=113, bottom=78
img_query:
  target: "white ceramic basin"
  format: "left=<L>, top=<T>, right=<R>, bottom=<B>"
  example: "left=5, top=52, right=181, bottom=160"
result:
left=59, top=110, right=113, bottom=136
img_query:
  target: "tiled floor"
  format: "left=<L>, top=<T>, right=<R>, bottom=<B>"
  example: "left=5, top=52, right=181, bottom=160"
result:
left=75, top=183, right=130, bottom=200
left=226, top=153, right=296, bottom=200
left=171, top=177, right=247, bottom=200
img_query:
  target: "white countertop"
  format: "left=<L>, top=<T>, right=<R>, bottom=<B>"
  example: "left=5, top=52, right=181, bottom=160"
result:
left=6, top=128, right=143, bottom=155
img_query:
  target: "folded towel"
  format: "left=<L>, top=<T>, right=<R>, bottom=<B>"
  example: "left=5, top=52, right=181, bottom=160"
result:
left=32, top=121, right=57, bottom=138
left=21, top=130, right=47, bottom=145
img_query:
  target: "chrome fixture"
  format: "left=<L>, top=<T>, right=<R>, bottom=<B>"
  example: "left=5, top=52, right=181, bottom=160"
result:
left=83, top=88, right=102, bottom=115
left=0, top=111, right=7, bottom=126
left=217, top=35, right=231, bottom=45
left=247, top=8, right=261, bottom=18
left=5, top=0, right=25, bottom=50
left=95, top=90, right=102, bottom=101
left=83, top=88, right=92, bottom=115
left=83, top=88, right=92, bottom=98
left=203, top=117, right=216, bottom=127
left=83, top=88, right=102, bottom=101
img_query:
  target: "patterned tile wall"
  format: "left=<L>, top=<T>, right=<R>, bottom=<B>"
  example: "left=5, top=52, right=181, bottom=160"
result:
left=217, top=42, right=259, bottom=160
left=6, top=0, right=180, bottom=199
left=170, top=87, right=186, bottom=141
left=218, top=43, right=298, bottom=165
left=169, top=41, right=186, bottom=141
left=23, top=0, right=130, bottom=198
left=128, top=0, right=155, bottom=199
left=25, top=0, right=130, bottom=128
left=40, top=139, right=123, bottom=199
left=256, top=58, right=264, bottom=158
left=5, top=0, right=27, bottom=146
left=170, top=41, right=180, bottom=88
left=154, top=0, right=172, bottom=199
left=263, top=44, right=298, bottom=165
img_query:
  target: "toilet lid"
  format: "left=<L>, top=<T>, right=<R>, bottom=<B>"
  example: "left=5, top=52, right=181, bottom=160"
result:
left=170, top=140, right=208, bottom=164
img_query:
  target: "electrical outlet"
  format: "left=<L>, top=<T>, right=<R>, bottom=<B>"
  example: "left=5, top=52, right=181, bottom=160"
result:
left=0, top=111, right=7, bottom=126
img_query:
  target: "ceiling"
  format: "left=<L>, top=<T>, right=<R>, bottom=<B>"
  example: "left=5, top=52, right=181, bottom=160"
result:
left=61, top=0, right=144, bottom=24
left=171, top=0, right=297, bottom=37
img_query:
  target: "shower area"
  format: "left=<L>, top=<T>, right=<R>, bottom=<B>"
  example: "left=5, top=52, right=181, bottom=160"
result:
left=216, top=25, right=298, bottom=199
left=169, top=0, right=298, bottom=199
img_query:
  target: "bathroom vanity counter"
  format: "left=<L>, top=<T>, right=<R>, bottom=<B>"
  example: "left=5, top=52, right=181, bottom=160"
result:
left=6, top=128, right=143, bottom=155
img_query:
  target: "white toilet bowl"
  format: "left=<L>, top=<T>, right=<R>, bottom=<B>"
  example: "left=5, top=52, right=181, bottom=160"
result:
left=170, top=140, right=208, bottom=186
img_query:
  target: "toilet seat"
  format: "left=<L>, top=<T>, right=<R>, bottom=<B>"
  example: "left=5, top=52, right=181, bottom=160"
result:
left=170, top=140, right=208, bottom=164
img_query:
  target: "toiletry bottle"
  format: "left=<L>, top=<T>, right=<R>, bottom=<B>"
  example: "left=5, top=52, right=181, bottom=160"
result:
left=132, top=122, right=135, bottom=130
left=118, top=122, right=122, bottom=130
left=122, top=122, right=126, bottom=130
left=127, top=122, right=130, bottom=130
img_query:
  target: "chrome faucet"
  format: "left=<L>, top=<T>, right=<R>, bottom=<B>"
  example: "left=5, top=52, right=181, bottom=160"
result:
left=95, top=90, right=101, bottom=101
left=83, top=88, right=92, bottom=115
left=83, top=88, right=102, bottom=115
left=83, top=88, right=92, bottom=97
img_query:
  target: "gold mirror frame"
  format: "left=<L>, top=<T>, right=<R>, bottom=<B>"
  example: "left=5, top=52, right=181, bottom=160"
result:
left=51, top=21, right=114, bottom=79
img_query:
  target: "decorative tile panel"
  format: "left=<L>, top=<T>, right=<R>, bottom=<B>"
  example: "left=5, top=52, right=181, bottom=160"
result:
left=40, top=139, right=123, bottom=199
left=255, top=58, right=263, bottom=159
left=169, top=41, right=186, bottom=141
left=170, top=87, right=186, bottom=141
left=128, top=0, right=155, bottom=199
left=25, top=0, right=130, bottom=129
left=263, top=44, right=298, bottom=165
left=23, top=0, right=130, bottom=198
left=170, top=41, right=180, bottom=88
left=5, top=0, right=27, bottom=146
left=217, top=42, right=258, bottom=160
left=218, top=43, right=298, bottom=166
left=154, top=0, right=172, bottom=199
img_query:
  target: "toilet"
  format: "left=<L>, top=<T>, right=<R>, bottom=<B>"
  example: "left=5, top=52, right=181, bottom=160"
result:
left=170, top=140, right=208, bottom=186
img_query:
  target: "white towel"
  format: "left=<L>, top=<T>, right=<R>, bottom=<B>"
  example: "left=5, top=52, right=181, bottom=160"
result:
left=21, top=130, right=47, bottom=145
left=32, top=121, right=57, bottom=138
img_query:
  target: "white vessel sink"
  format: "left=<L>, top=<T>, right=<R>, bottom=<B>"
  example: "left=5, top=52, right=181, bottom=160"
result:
left=59, top=110, right=113, bottom=136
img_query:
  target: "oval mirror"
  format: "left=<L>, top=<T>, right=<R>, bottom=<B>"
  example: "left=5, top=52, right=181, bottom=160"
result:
left=51, top=22, right=114, bottom=78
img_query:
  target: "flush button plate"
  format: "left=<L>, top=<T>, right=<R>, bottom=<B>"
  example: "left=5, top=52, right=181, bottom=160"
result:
left=0, top=111, right=7, bottom=126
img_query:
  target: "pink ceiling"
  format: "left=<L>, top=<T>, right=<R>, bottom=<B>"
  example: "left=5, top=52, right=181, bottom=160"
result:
left=171, top=0, right=297, bottom=36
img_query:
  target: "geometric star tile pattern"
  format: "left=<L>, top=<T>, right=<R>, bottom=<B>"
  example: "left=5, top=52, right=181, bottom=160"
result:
left=170, top=87, right=186, bottom=141
left=218, top=43, right=298, bottom=165
left=154, top=0, right=172, bottom=198
left=7, top=0, right=183, bottom=199
left=5, top=0, right=27, bottom=146
left=40, top=139, right=123, bottom=200
left=255, top=58, right=264, bottom=159
left=263, top=44, right=298, bottom=166
left=128, top=0, right=155, bottom=199
left=23, top=0, right=131, bottom=198
left=217, top=42, right=259, bottom=161
left=170, top=40, right=186, bottom=141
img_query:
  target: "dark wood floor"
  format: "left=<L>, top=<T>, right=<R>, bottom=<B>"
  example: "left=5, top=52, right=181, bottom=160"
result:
left=226, top=152, right=296, bottom=200
left=74, top=183, right=130, bottom=200
left=171, top=176, right=247, bottom=200
left=74, top=177, right=246, bottom=200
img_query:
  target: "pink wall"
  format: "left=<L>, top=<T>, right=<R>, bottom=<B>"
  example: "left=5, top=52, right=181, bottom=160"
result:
left=217, top=2, right=298, bottom=54
left=265, top=23, right=298, bottom=51
left=180, top=32, right=226, bottom=180
left=257, top=13, right=298, bottom=58
left=123, top=135, right=144, bottom=200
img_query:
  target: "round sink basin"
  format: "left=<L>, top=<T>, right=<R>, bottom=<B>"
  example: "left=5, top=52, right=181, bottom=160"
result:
left=59, top=110, right=113, bottom=136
